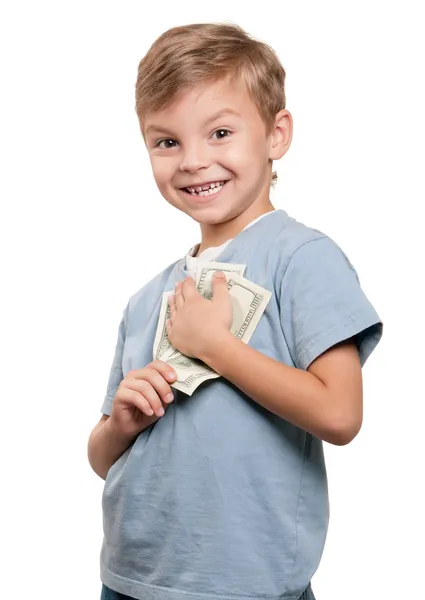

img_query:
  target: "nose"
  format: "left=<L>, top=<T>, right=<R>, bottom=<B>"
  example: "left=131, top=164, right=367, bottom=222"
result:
left=179, top=142, right=211, bottom=173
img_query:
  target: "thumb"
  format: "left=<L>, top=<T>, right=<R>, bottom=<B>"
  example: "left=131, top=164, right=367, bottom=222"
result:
left=212, top=271, right=228, bottom=303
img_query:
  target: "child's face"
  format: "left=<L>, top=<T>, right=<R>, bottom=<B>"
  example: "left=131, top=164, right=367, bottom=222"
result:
left=143, top=76, right=291, bottom=227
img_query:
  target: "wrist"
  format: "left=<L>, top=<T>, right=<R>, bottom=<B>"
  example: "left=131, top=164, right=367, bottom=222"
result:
left=105, top=415, right=139, bottom=445
left=198, top=329, right=235, bottom=370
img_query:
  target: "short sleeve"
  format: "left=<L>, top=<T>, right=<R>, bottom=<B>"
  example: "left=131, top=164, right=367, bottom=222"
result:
left=100, top=306, right=128, bottom=415
left=280, top=236, right=383, bottom=370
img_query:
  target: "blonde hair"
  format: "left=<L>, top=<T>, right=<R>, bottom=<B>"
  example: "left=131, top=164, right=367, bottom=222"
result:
left=135, top=22, right=287, bottom=187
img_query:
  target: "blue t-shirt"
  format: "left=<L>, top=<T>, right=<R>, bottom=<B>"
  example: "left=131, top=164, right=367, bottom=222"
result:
left=100, top=210, right=382, bottom=600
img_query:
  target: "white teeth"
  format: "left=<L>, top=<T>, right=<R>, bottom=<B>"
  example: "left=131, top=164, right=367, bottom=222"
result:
left=186, top=181, right=226, bottom=196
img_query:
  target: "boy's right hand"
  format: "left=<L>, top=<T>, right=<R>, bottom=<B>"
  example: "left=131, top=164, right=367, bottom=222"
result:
left=109, top=360, right=177, bottom=439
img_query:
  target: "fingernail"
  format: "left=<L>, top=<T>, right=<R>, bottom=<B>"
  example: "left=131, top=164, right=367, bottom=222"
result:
left=158, top=407, right=165, bottom=417
left=168, top=372, right=176, bottom=380
left=166, top=392, right=174, bottom=403
left=215, top=271, right=225, bottom=278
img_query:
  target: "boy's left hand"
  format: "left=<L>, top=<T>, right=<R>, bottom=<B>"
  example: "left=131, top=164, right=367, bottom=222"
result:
left=167, top=272, right=233, bottom=359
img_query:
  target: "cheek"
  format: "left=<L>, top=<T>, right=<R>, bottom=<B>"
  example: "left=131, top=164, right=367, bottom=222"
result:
left=219, top=145, right=246, bottom=175
left=150, top=157, right=175, bottom=188
left=222, top=134, right=263, bottom=174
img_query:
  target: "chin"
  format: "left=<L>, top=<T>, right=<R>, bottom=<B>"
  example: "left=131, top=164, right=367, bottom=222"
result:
left=187, top=208, right=234, bottom=226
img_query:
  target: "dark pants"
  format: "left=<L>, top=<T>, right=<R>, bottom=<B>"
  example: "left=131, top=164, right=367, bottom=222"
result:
left=101, top=582, right=316, bottom=600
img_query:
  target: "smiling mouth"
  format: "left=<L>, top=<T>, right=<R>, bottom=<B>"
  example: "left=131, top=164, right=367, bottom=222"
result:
left=180, top=180, right=229, bottom=198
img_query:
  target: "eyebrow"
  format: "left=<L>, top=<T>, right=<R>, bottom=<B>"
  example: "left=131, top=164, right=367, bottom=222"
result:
left=145, top=108, right=241, bottom=136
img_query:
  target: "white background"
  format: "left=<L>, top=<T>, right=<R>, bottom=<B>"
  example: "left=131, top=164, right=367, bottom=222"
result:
left=1, top=1, right=423, bottom=598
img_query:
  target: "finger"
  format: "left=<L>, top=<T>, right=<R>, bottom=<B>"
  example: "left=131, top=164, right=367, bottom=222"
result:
left=168, top=294, right=175, bottom=308
left=135, top=380, right=166, bottom=416
left=175, top=282, right=185, bottom=310
left=133, top=362, right=177, bottom=383
left=211, top=271, right=229, bottom=304
left=142, top=364, right=175, bottom=404
left=136, top=396, right=157, bottom=417
left=119, top=387, right=157, bottom=417
left=181, top=276, right=198, bottom=300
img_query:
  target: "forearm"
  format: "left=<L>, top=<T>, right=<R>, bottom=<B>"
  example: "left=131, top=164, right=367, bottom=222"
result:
left=88, top=417, right=150, bottom=480
left=200, top=333, right=348, bottom=445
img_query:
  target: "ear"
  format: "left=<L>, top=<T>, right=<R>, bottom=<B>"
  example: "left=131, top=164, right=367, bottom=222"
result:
left=269, top=109, right=293, bottom=160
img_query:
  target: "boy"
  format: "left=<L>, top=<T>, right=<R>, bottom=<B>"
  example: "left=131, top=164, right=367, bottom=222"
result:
left=88, top=22, right=382, bottom=600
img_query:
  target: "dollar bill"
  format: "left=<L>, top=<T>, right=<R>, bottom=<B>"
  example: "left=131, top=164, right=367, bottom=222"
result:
left=153, top=263, right=271, bottom=395
left=224, top=273, right=272, bottom=344
left=153, top=290, right=174, bottom=362
left=153, top=262, right=246, bottom=361
left=159, top=344, right=221, bottom=393
left=195, top=261, right=246, bottom=294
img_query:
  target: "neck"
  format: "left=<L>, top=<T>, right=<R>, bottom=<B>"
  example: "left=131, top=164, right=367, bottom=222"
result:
left=196, top=200, right=275, bottom=256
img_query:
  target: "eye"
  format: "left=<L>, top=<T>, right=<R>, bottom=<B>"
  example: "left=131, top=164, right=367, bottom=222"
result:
left=155, top=139, right=178, bottom=149
left=212, top=129, right=231, bottom=140
left=154, top=129, right=231, bottom=149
